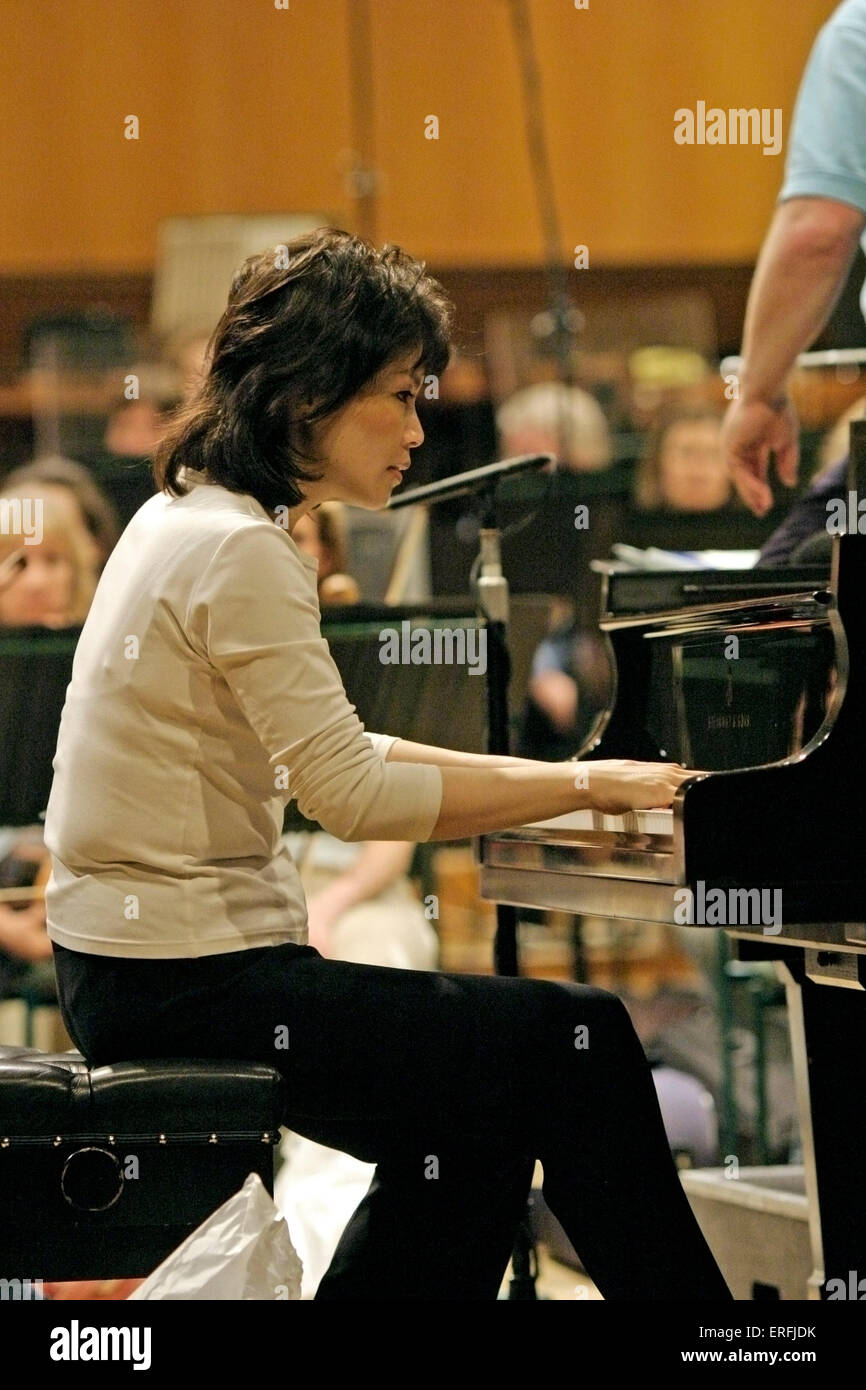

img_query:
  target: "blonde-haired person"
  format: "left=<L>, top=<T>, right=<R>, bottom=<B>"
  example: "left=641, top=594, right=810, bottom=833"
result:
left=1, top=456, right=120, bottom=574
left=0, top=485, right=98, bottom=1008
left=0, top=481, right=100, bottom=1038
left=495, top=381, right=613, bottom=472
left=0, top=490, right=98, bottom=629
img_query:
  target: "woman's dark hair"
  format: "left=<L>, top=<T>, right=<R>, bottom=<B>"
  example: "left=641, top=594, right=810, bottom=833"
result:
left=153, top=228, right=454, bottom=512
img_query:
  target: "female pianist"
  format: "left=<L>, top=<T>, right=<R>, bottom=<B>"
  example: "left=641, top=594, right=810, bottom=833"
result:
left=44, top=228, right=731, bottom=1301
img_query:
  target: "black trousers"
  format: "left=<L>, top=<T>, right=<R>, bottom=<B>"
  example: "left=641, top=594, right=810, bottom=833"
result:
left=53, top=941, right=732, bottom=1301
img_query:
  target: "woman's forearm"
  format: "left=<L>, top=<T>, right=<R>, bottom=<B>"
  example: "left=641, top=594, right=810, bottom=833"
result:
left=386, top=737, right=548, bottom=771
left=426, top=760, right=691, bottom=842
left=738, top=198, right=864, bottom=405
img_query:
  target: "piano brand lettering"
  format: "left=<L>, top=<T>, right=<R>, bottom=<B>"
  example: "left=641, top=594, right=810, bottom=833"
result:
left=0, top=496, right=42, bottom=545
left=674, top=881, right=782, bottom=933
left=673, top=103, right=782, bottom=156
left=707, top=712, right=749, bottom=730
left=49, top=1320, right=152, bottom=1370
left=826, top=490, right=866, bottom=534
left=378, top=621, right=487, bottom=676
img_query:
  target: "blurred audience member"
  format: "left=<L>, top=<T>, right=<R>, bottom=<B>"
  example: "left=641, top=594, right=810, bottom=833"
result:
left=817, top=392, right=866, bottom=475
left=516, top=597, right=612, bottom=762
left=291, top=503, right=360, bottom=607
left=102, top=363, right=181, bottom=460
left=164, top=329, right=214, bottom=404
left=0, top=490, right=98, bottom=628
left=2, top=455, right=120, bottom=572
left=496, top=381, right=613, bottom=472
left=756, top=395, right=866, bottom=568
left=628, top=347, right=714, bottom=429
left=98, top=363, right=183, bottom=527
left=633, top=406, right=731, bottom=513
left=0, top=828, right=53, bottom=1002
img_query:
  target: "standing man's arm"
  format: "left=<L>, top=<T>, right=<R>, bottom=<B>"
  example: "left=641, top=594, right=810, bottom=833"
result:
left=723, top=197, right=864, bottom=516
left=722, top=0, right=866, bottom=515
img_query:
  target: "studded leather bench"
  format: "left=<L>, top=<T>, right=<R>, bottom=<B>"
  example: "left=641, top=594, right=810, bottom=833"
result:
left=0, top=1044, right=284, bottom=1281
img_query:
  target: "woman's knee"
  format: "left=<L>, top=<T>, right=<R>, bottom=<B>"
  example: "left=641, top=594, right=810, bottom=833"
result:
left=522, top=977, right=644, bottom=1068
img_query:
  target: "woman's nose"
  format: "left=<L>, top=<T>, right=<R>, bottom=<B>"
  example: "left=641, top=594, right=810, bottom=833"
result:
left=405, top=404, right=424, bottom=449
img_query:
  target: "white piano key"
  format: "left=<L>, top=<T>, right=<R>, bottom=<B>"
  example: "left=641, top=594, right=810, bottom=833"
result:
left=521, top=807, right=674, bottom=836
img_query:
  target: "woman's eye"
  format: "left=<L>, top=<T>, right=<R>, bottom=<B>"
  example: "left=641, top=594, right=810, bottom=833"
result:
left=396, top=390, right=416, bottom=404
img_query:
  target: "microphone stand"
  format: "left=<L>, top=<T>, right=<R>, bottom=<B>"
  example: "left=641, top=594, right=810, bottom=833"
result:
left=473, top=488, right=539, bottom=1301
left=473, top=493, right=519, bottom=976
left=389, top=454, right=554, bottom=1298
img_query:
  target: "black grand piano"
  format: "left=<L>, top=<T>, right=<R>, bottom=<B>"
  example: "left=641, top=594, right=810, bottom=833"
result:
left=479, top=422, right=866, bottom=1300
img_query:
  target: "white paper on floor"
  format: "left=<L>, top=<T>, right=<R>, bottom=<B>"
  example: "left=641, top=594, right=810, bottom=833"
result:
left=128, top=1171, right=303, bottom=1300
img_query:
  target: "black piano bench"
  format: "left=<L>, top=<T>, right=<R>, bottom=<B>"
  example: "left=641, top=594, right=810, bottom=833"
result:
left=0, top=1045, right=284, bottom=1282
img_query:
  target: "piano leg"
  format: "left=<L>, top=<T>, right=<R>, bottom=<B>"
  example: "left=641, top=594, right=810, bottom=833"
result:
left=779, top=953, right=866, bottom=1299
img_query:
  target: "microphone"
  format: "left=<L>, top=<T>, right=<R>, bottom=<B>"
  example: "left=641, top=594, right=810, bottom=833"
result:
left=386, top=453, right=555, bottom=510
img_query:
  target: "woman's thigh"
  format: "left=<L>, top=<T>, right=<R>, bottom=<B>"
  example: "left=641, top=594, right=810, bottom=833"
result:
left=53, top=942, right=631, bottom=1164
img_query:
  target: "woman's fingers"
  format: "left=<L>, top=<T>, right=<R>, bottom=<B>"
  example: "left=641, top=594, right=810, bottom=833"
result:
left=576, top=759, right=699, bottom=814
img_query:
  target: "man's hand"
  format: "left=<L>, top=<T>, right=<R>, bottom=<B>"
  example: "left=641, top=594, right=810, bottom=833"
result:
left=722, top=394, right=800, bottom=516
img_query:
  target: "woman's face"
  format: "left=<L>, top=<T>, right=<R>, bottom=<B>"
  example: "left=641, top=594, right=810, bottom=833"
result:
left=0, top=537, right=74, bottom=628
left=658, top=418, right=730, bottom=512
left=302, top=351, right=425, bottom=511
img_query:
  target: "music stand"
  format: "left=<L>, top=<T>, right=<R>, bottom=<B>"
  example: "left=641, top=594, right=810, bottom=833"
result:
left=0, top=625, right=82, bottom=828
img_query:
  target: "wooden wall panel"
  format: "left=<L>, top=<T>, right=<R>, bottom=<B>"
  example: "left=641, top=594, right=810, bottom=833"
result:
left=0, top=0, right=840, bottom=272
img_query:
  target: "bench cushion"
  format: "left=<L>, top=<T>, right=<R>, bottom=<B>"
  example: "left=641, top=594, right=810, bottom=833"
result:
left=0, top=1045, right=286, bottom=1280
left=0, top=1045, right=284, bottom=1141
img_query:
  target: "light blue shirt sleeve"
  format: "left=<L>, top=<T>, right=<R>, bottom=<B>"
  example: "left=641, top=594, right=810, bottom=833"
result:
left=780, top=1, right=866, bottom=214
left=530, top=636, right=571, bottom=679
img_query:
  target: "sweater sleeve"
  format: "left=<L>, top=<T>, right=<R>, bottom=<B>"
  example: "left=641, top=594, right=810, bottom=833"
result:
left=364, top=731, right=397, bottom=759
left=185, top=522, right=442, bottom=841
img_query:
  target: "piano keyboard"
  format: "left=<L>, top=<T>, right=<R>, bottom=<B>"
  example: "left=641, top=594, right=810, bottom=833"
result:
left=482, top=801, right=679, bottom=915
left=522, top=807, right=674, bottom=837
